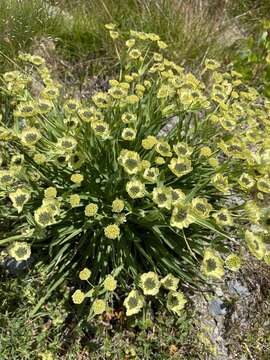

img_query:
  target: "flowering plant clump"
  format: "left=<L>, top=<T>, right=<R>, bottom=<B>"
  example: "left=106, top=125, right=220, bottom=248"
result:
left=0, top=26, right=270, bottom=318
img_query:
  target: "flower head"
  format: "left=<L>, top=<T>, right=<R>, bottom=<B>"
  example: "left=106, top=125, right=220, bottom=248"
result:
left=91, top=121, right=110, bottom=139
left=103, top=275, right=117, bottom=291
left=118, top=150, right=141, bottom=175
left=71, top=173, right=84, bottom=184
left=142, top=135, right=157, bottom=150
left=85, top=203, right=98, bottom=217
left=20, top=127, right=41, bottom=147
left=152, top=186, right=172, bottom=209
left=122, top=127, right=137, bottom=141
left=79, top=267, right=91, bottom=281
left=225, top=254, right=241, bottom=271
left=161, top=274, right=179, bottom=291
left=8, top=241, right=31, bottom=261
left=140, top=272, right=160, bottom=296
left=104, top=224, right=120, bottom=239
left=245, top=230, right=266, bottom=260
left=72, top=289, right=85, bottom=304
left=126, top=179, right=145, bottom=199
left=92, top=299, right=106, bottom=315
left=34, top=206, right=55, bottom=227
left=212, top=208, right=233, bottom=226
left=170, top=188, right=186, bottom=205
left=124, top=290, right=144, bottom=316
left=9, top=188, right=30, bottom=213
left=112, top=198, right=125, bottom=213
left=211, top=174, right=230, bottom=193
left=69, top=194, right=80, bottom=207
left=191, top=197, right=212, bottom=219
left=168, top=157, right=193, bottom=178
left=238, top=173, right=255, bottom=191
left=201, top=249, right=224, bottom=279
left=155, top=140, right=172, bottom=157
left=170, top=204, right=193, bottom=229
left=143, top=167, right=159, bottom=183
left=173, top=142, right=193, bottom=157
left=44, top=187, right=57, bottom=199
left=167, top=291, right=187, bottom=316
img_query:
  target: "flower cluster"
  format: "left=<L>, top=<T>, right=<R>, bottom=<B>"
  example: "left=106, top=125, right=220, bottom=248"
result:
left=0, top=26, right=269, bottom=317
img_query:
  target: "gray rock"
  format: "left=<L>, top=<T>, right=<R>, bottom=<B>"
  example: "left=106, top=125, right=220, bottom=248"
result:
left=208, top=299, right=227, bottom=316
left=227, top=280, right=250, bottom=297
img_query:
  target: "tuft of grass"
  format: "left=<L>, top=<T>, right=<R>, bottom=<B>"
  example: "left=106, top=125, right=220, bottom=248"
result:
left=0, top=0, right=241, bottom=77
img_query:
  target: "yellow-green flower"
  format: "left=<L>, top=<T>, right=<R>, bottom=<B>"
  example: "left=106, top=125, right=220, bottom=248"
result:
left=37, top=99, right=53, bottom=114
left=204, top=58, right=220, bottom=70
left=208, top=157, right=219, bottom=168
left=225, top=254, right=241, bottom=271
left=168, top=157, right=193, bottom=178
left=8, top=241, right=31, bottom=262
left=122, top=127, right=137, bottom=141
left=33, top=153, right=46, bottom=165
left=142, top=135, right=157, bottom=150
left=140, top=272, right=160, bottom=296
left=238, top=173, right=255, bottom=191
left=91, top=120, right=110, bottom=140
left=104, top=224, right=120, bottom=239
left=126, top=38, right=136, bottom=48
left=126, top=179, right=145, bottom=199
left=103, top=275, right=117, bottom=291
left=244, top=200, right=261, bottom=223
left=85, top=203, right=98, bottom=217
left=161, top=274, right=179, bottom=291
left=63, top=99, right=80, bottom=114
left=44, top=187, right=57, bottom=199
left=201, top=249, right=224, bottom=279
left=92, top=299, right=106, bottom=315
left=155, top=156, right=165, bottom=165
left=124, top=290, right=144, bottom=316
left=108, top=86, right=127, bottom=99
left=166, top=291, right=187, bottom=316
left=118, top=150, right=141, bottom=175
left=109, top=30, right=119, bottom=40
left=14, top=102, right=36, bottom=117
left=200, top=146, right=212, bottom=157
left=42, top=198, right=60, bottom=216
left=57, top=136, right=77, bottom=152
left=212, top=208, right=233, bottom=226
left=245, top=230, right=266, bottom=260
left=170, top=188, right=186, bottom=205
left=152, top=186, right=172, bottom=209
left=69, top=194, right=80, bottom=207
left=129, top=48, right=142, bottom=59
left=40, top=86, right=60, bottom=100
left=34, top=206, right=55, bottom=227
left=155, top=140, right=172, bottom=157
left=78, top=107, right=95, bottom=122
left=121, top=112, right=137, bottom=124
left=79, top=267, right=91, bottom=280
left=30, top=55, right=45, bottom=66
left=257, top=176, right=270, bottom=193
left=71, top=173, right=84, bottom=184
left=143, top=167, right=159, bottom=183
left=9, top=188, right=31, bottom=213
left=141, top=160, right=151, bottom=169
left=170, top=203, right=193, bottom=229
left=92, top=92, right=110, bottom=109
left=72, top=289, right=85, bottom=304
left=173, top=142, right=193, bottom=157
left=112, top=198, right=125, bottom=213
left=211, top=174, right=230, bottom=193
left=191, top=197, right=212, bottom=219
left=20, top=127, right=41, bottom=147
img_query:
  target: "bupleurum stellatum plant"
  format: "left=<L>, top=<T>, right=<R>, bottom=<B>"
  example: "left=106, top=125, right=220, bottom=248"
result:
left=0, top=24, right=270, bottom=319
